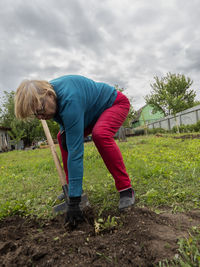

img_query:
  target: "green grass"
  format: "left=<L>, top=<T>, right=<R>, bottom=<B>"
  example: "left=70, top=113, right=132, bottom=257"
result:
left=122, top=136, right=200, bottom=211
left=0, top=148, right=61, bottom=218
left=1, top=135, right=200, bottom=218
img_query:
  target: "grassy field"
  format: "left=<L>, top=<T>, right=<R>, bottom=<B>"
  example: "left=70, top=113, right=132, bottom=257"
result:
left=0, top=134, right=200, bottom=265
left=0, top=135, right=200, bottom=219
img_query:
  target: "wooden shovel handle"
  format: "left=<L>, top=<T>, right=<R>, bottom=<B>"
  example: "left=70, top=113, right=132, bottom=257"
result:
left=41, top=120, right=67, bottom=186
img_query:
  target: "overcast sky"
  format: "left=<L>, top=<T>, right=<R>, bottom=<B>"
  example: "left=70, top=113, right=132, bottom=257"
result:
left=0, top=0, right=200, bottom=110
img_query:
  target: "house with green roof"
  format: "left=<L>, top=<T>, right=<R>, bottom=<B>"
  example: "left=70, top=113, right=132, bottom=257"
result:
left=131, top=104, right=164, bottom=128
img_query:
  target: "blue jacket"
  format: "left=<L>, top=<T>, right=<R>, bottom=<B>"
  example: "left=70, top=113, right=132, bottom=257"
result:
left=50, top=75, right=117, bottom=197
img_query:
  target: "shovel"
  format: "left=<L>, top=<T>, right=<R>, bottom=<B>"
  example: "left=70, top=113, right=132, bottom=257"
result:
left=41, top=120, right=89, bottom=214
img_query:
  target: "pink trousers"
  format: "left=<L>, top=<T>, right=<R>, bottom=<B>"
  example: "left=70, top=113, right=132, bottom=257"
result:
left=57, top=91, right=132, bottom=192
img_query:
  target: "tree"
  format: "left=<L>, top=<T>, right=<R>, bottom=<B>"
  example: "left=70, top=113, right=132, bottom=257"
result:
left=8, top=120, right=26, bottom=146
left=0, top=91, right=15, bottom=126
left=145, top=73, right=197, bottom=117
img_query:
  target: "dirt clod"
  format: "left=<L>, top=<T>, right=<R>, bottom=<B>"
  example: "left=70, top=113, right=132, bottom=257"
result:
left=0, top=207, right=200, bottom=266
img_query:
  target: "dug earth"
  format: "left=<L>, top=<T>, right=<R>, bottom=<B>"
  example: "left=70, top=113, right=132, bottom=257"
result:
left=0, top=207, right=200, bottom=266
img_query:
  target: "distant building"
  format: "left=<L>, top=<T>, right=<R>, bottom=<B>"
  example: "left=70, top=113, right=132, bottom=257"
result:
left=0, top=126, right=24, bottom=152
left=0, top=126, right=11, bottom=152
left=132, top=104, right=164, bottom=128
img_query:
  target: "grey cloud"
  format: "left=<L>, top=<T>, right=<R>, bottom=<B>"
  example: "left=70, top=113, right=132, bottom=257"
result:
left=0, top=0, right=103, bottom=52
left=97, top=73, right=129, bottom=89
left=65, top=59, right=84, bottom=73
left=181, top=44, right=200, bottom=73
left=1, top=0, right=200, bottom=110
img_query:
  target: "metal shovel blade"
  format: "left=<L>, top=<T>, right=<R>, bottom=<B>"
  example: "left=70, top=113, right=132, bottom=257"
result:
left=53, top=201, right=67, bottom=214
left=53, top=192, right=90, bottom=214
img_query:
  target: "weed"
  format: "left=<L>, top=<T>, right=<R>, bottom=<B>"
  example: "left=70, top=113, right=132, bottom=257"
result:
left=159, top=226, right=200, bottom=266
left=96, top=252, right=113, bottom=263
left=94, top=215, right=119, bottom=234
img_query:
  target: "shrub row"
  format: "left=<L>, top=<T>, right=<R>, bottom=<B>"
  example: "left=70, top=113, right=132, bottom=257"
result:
left=135, top=120, right=200, bottom=135
left=171, top=120, right=200, bottom=133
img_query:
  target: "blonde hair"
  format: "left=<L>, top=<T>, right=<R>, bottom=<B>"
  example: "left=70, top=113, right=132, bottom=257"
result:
left=15, top=80, right=56, bottom=119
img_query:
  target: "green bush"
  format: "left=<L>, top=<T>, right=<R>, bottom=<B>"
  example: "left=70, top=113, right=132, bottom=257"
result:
left=133, top=120, right=200, bottom=136
left=147, top=128, right=167, bottom=135
left=171, top=121, right=200, bottom=133
left=193, top=120, right=200, bottom=132
left=133, top=128, right=145, bottom=135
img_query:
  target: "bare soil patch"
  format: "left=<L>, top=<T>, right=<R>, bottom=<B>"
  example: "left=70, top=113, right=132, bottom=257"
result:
left=155, top=133, right=200, bottom=140
left=0, top=207, right=200, bottom=267
left=173, top=134, right=200, bottom=139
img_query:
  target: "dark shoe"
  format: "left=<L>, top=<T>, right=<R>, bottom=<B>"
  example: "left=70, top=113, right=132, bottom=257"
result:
left=119, top=188, right=135, bottom=210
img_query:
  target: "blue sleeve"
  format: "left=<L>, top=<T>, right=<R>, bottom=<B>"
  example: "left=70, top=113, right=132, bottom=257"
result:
left=61, top=101, right=84, bottom=197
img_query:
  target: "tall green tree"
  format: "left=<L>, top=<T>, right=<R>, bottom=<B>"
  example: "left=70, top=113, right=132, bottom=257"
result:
left=145, top=73, right=197, bottom=117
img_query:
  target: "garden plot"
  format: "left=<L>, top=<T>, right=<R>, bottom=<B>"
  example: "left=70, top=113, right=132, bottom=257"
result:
left=1, top=207, right=200, bottom=266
